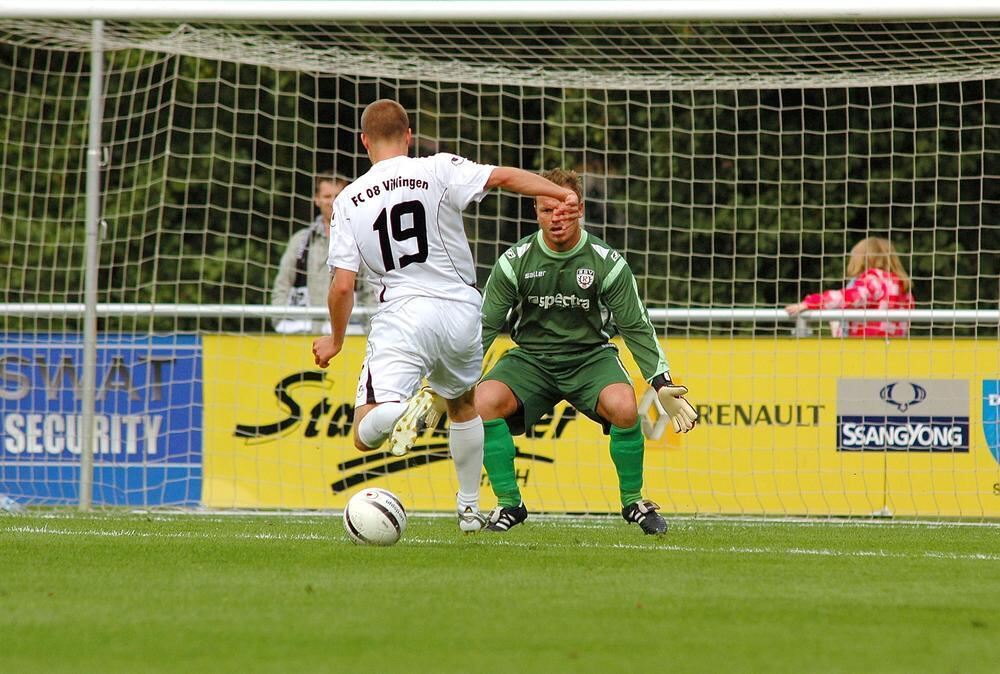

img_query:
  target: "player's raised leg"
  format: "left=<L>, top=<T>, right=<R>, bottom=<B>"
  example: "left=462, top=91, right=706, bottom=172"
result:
left=349, top=302, right=443, bottom=454
left=353, top=400, right=409, bottom=451
left=386, top=387, right=439, bottom=457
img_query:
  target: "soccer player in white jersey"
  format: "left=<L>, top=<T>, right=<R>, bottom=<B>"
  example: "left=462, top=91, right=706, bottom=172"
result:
left=311, top=99, right=578, bottom=533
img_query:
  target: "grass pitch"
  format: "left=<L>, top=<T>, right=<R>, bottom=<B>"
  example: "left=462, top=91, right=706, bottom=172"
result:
left=1, top=511, right=998, bottom=674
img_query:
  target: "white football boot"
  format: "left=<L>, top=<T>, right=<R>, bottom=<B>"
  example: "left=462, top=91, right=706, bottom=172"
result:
left=424, top=389, right=448, bottom=431
left=457, top=505, right=487, bottom=534
left=387, top=387, right=435, bottom=457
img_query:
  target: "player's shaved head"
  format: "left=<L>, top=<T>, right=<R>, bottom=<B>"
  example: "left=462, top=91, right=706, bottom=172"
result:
left=361, top=99, right=410, bottom=142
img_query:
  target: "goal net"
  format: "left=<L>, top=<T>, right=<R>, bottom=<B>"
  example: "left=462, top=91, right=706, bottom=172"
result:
left=1, top=14, right=998, bottom=517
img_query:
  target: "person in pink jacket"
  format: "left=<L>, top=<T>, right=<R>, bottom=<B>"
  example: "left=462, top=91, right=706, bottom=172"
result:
left=786, top=236, right=915, bottom=337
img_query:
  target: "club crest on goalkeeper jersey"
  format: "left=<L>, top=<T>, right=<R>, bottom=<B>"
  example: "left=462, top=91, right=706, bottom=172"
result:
left=328, top=153, right=495, bottom=308
left=481, top=230, right=669, bottom=382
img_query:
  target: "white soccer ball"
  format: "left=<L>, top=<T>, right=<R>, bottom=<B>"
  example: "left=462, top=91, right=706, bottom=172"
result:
left=343, top=487, right=407, bottom=546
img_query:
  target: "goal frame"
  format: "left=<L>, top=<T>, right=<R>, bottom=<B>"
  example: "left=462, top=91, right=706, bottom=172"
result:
left=3, top=1, right=1000, bottom=21
left=2, top=2, right=998, bottom=514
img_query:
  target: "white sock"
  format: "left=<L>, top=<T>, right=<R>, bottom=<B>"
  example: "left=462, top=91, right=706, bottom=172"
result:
left=449, top=416, right=484, bottom=511
left=357, top=401, right=408, bottom=449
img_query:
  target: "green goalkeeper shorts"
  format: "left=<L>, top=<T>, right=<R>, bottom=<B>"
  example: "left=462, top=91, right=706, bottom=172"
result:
left=480, top=345, right=632, bottom=435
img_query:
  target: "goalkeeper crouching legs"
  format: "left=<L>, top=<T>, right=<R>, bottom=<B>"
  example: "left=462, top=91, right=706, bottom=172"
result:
left=476, top=350, right=697, bottom=535
left=616, top=373, right=698, bottom=535
left=482, top=417, right=528, bottom=531
left=476, top=378, right=530, bottom=532
left=598, top=383, right=670, bottom=536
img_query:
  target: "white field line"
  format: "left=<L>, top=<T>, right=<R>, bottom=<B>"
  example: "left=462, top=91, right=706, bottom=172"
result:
left=18, top=509, right=1000, bottom=530
left=4, top=523, right=999, bottom=563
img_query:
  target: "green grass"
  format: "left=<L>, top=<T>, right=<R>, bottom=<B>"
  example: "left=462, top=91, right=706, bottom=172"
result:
left=1, top=512, right=998, bottom=674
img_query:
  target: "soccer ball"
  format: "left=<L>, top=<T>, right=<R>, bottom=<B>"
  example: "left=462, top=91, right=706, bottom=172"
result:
left=343, top=487, right=407, bottom=546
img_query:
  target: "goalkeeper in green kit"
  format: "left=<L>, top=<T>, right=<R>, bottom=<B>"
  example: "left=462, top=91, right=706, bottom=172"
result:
left=477, top=168, right=698, bottom=535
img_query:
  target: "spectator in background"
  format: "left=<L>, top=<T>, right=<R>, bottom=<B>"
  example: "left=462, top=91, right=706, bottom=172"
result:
left=785, top=236, right=915, bottom=337
left=271, top=173, right=373, bottom=334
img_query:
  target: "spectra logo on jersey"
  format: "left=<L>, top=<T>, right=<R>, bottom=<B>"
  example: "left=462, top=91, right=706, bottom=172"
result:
left=837, top=378, right=969, bottom=452
left=983, top=380, right=1000, bottom=466
left=527, top=293, right=590, bottom=310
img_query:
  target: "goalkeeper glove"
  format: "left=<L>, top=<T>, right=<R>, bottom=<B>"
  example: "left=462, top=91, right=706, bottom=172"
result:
left=652, top=374, right=698, bottom=434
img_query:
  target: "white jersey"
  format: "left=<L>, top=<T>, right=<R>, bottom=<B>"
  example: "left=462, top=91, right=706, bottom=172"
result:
left=328, top=153, right=495, bottom=307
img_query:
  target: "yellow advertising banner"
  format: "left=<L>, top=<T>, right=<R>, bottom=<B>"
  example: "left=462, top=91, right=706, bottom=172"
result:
left=203, top=335, right=1000, bottom=517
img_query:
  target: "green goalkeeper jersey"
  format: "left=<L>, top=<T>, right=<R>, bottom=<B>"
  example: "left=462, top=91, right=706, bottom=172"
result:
left=481, top=229, right=670, bottom=382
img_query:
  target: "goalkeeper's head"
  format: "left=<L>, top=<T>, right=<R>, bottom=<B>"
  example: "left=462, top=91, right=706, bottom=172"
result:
left=538, top=168, right=582, bottom=197
left=535, top=168, right=583, bottom=252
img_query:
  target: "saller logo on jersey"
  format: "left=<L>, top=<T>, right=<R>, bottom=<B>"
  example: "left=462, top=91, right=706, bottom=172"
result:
left=576, top=268, right=595, bottom=289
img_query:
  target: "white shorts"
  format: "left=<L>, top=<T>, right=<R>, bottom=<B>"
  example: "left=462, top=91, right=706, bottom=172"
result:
left=354, top=296, right=483, bottom=407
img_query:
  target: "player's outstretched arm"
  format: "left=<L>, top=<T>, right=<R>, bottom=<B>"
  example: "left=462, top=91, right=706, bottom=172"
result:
left=600, top=259, right=698, bottom=433
left=651, top=374, right=699, bottom=433
left=485, top=167, right=578, bottom=208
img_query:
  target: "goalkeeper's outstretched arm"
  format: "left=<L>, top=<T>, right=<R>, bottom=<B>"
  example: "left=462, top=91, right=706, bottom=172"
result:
left=602, top=257, right=698, bottom=433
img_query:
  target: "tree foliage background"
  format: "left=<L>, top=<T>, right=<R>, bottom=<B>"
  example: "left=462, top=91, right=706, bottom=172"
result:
left=1, top=31, right=996, bottom=335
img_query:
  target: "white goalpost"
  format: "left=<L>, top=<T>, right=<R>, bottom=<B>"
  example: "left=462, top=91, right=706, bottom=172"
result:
left=1, top=3, right=998, bottom=518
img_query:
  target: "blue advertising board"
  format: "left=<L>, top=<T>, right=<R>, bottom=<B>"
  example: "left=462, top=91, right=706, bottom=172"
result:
left=985, top=380, right=1000, bottom=467
left=0, top=334, right=202, bottom=505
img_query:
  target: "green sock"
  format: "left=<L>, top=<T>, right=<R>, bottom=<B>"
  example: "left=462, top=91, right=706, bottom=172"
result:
left=483, top=418, right=522, bottom=508
left=610, top=421, right=644, bottom=508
